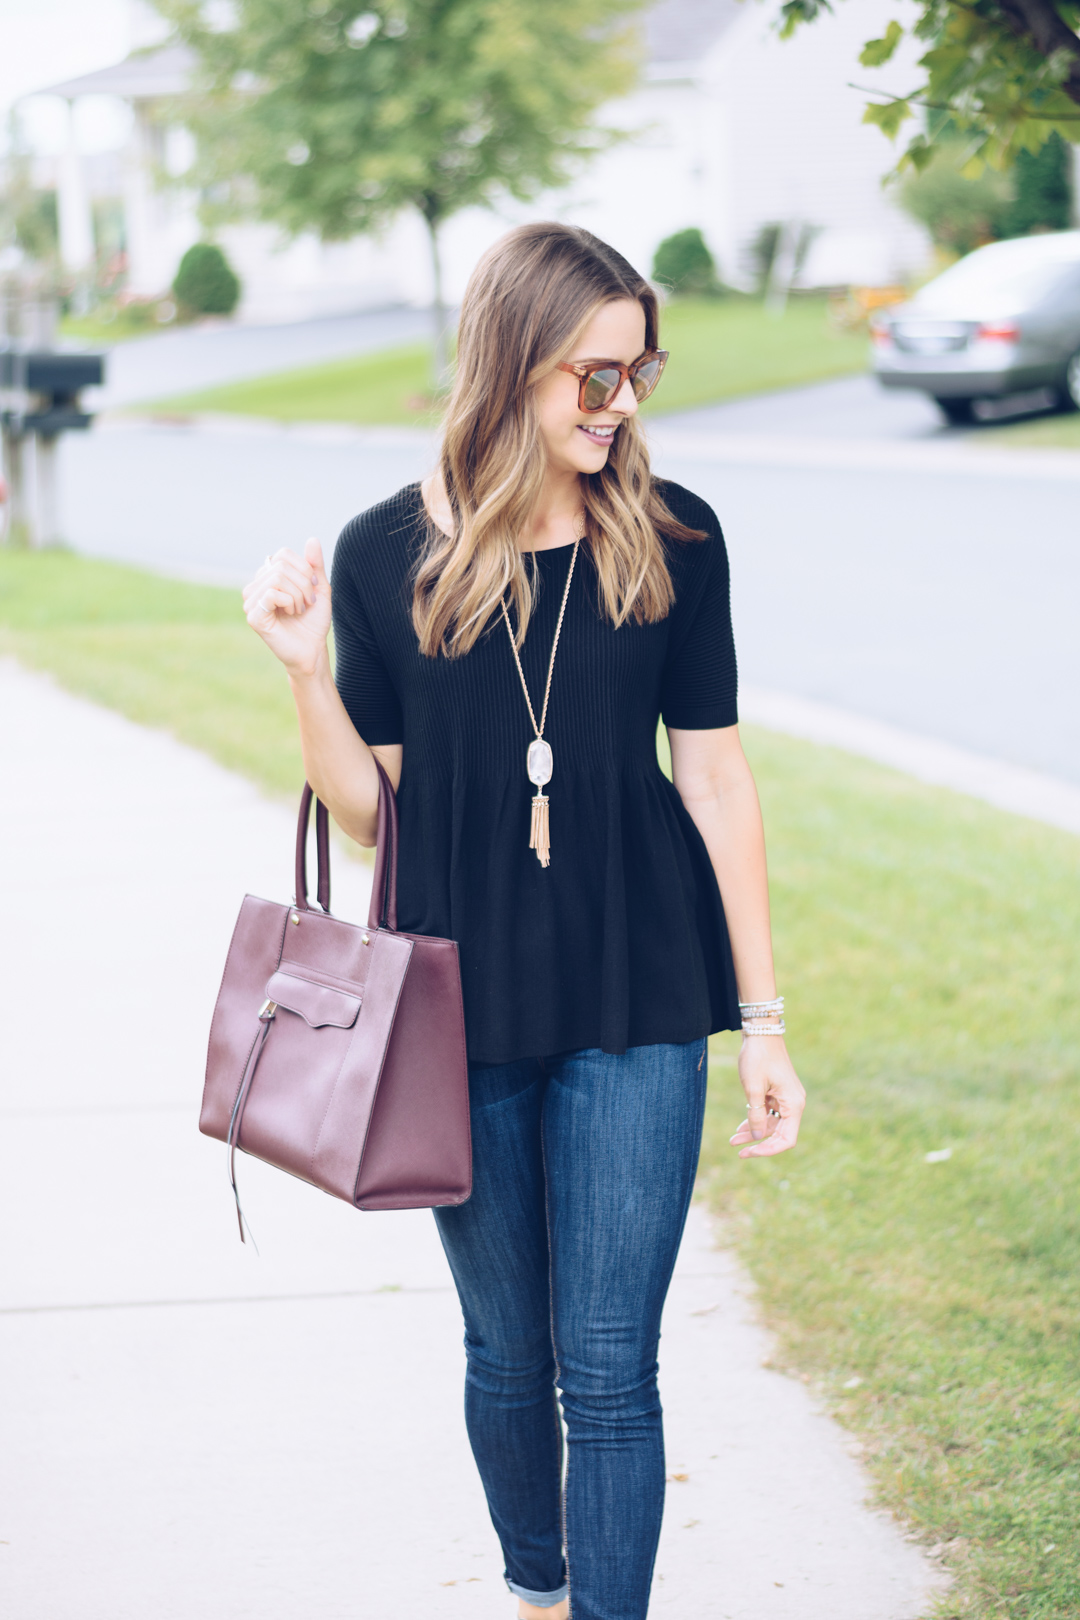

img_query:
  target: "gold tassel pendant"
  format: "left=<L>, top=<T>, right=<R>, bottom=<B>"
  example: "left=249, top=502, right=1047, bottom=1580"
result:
left=529, top=792, right=550, bottom=867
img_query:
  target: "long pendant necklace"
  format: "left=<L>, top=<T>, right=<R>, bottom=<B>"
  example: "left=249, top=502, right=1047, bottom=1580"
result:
left=500, top=523, right=581, bottom=868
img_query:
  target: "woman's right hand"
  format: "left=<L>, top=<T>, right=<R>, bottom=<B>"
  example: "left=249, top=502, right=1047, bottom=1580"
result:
left=243, top=538, right=332, bottom=678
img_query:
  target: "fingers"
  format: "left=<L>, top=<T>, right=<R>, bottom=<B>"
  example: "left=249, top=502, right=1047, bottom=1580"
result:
left=242, top=546, right=319, bottom=623
left=730, top=1093, right=804, bottom=1158
left=245, top=584, right=298, bottom=623
left=729, top=1098, right=777, bottom=1147
left=738, top=1116, right=800, bottom=1158
left=304, top=535, right=328, bottom=589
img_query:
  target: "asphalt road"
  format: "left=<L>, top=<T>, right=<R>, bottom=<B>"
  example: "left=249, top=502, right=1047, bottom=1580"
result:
left=660, top=373, right=947, bottom=440
left=658, top=371, right=1061, bottom=439
left=57, top=399, right=1080, bottom=785
left=80, top=305, right=433, bottom=410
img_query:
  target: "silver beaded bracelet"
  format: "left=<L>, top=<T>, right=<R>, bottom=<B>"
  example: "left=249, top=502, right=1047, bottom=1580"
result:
left=739, top=997, right=784, bottom=1018
left=742, top=1020, right=786, bottom=1036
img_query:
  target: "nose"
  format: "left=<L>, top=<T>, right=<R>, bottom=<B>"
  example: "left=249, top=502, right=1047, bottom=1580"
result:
left=609, top=375, right=639, bottom=417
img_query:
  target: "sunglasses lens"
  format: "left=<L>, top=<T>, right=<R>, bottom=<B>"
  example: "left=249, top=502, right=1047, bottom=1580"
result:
left=582, top=368, right=621, bottom=411
left=632, top=357, right=663, bottom=401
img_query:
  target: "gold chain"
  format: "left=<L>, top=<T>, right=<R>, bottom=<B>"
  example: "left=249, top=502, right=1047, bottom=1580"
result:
left=500, top=521, right=582, bottom=740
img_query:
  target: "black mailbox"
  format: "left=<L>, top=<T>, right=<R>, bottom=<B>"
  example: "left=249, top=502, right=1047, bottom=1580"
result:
left=0, top=350, right=105, bottom=436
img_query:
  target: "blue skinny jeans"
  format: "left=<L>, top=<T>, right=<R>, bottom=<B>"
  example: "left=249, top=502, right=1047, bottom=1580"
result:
left=433, top=1038, right=708, bottom=1620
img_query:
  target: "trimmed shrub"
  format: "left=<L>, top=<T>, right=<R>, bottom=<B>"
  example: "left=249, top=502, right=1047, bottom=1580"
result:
left=652, top=228, right=723, bottom=297
left=172, top=243, right=241, bottom=317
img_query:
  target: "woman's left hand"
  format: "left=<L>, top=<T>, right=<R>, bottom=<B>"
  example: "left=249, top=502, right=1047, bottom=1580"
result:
left=730, top=1038, right=806, bottom=1158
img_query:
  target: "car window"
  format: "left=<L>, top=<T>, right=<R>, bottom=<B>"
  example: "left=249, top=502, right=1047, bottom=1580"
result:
left=911, top=253, right=1080, bottom=316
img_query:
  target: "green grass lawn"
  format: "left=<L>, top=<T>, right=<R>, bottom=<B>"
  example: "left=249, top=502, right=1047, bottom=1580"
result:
left=648, top=296, right=869, bottom=414
left=3, top=546, right=1077, bottom=1618
left=147, top=297, right=869, bottom=425
left=0, top=549, right=305, bottom=799
left=700, top=733, right=1080, bottom=1619
left=60, top=304, right=180, bottom=347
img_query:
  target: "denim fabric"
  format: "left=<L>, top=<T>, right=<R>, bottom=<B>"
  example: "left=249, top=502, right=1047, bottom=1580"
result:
left=434, top=1039, right=708, bottom=1620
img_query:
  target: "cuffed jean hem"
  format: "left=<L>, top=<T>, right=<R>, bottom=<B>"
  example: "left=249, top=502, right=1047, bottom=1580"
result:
left=505, top=1577, right=569, bottom=1606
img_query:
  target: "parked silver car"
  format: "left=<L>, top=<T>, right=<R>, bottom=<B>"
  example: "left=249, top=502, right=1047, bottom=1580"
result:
left=871, top=231, right=1080, bottom=424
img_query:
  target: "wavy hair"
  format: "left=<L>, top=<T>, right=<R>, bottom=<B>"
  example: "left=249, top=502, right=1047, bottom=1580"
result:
left=413, top=222, right=703, bottom=657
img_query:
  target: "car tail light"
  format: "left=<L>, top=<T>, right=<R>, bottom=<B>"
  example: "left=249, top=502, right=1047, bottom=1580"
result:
left=977, top=321, right=1020, bottom=342
left=869, top=320, right=891, bottom=346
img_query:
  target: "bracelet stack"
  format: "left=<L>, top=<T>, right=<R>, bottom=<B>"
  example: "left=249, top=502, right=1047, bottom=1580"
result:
left=739, top=996, right=786, bottom=1036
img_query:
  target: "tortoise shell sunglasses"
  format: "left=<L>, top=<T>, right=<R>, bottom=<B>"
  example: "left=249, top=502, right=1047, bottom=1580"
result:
left=556, top=349, right=669, bottom=413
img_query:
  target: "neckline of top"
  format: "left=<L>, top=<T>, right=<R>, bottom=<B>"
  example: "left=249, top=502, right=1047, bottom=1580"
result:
left=409, top=484, right=582, bottom=557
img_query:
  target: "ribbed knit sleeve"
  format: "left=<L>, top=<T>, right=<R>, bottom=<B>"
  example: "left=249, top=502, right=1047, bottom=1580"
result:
left=331, top=512, right=405, bottom=746
left=657, top=485, right=739, bottom=731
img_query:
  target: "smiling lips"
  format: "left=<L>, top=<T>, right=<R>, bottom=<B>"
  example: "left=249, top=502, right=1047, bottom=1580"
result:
left=577, top=423, right=617, bottom=445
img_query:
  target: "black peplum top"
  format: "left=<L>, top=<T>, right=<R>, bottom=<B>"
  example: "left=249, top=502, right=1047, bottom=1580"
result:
left=331, top=479, right=741, bottom=1065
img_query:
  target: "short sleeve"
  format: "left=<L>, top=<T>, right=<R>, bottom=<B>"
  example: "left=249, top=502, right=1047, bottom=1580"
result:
left=658, top=490, right=739, bottom=731
left=331, top=518, right=405, bottom=745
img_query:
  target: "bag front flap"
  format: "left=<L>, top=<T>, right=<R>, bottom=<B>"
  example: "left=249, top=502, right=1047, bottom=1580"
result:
left=265, top=969, right=361, bottom=1029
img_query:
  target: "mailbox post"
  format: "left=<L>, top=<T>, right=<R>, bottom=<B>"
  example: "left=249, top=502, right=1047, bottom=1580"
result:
left=0, top=349, right=105, bottom=547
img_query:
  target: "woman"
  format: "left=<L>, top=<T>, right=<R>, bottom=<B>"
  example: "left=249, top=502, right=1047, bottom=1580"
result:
left=243, top=222, right=805, bottom=1620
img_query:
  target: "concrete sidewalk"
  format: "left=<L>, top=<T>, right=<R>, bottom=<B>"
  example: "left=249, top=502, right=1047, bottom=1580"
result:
left=0, top=662, right=941, bottom=1620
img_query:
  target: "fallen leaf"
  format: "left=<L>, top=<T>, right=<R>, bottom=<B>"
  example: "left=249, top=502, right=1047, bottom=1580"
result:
left=667, top=1472, right=689, bottom=1482
left=683, top=1519, right=700, bottom=1529
left=775, top=1581, right=785, bottom=1588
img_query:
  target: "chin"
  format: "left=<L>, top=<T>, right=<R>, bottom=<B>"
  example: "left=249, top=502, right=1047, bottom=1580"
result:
left=568, top=441, right=612, bottom=474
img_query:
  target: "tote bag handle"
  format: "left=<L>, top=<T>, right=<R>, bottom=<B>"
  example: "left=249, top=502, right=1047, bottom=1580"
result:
left=293, top=762, right=399, bottom=930
left=294, top=784, right=331, bottom=913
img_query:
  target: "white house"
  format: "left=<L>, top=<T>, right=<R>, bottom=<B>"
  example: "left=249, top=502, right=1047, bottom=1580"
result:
left=30, top=0, right=932, bottom=322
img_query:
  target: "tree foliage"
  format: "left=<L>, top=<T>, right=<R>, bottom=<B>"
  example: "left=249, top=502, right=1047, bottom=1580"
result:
left=156, top=0, right=642, bottom=239
left=0, top=118, right=59, bottom=269
left=899, top=129, right=1072, bottom=251
left=778, top=0, right=1080, bottom=172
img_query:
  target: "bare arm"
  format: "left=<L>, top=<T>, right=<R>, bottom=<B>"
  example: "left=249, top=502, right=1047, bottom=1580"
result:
left=242, top=540, right=400, bottom=848
left=668, top=723, right=806, bottom=1157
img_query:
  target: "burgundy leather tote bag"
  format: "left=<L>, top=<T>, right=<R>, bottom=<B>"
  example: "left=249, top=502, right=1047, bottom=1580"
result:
left=200, top=763, right=471, bottom=1239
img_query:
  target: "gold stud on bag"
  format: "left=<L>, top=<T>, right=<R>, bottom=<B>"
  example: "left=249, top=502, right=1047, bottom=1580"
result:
left=501, top=518, right=581, bottom=868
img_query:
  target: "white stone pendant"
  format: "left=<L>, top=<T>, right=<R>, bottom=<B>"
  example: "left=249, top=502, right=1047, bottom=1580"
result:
left=527, top=737, right=553, bottom=789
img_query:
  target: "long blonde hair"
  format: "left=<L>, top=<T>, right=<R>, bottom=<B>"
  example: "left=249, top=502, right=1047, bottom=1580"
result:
left=413, top=222, right=703, bottom=657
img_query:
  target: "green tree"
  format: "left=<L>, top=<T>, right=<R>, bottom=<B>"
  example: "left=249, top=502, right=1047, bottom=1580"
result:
left=900, top=143, right=1015, bottom=253
left=0, top=119, right=59, bottom=269
left=778, top=1, right=1080, bottom=174
left=1000, top=127, right=1074, bottom=230
left=157, top=0, right=643, bottom=380
left=900, top=130, right=1072, bottom=253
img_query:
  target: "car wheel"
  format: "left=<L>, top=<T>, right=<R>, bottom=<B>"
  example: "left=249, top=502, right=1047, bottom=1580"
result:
left=1064, top=351, right=1080, bottom=411
left=933, top=396, right=976, bottom=426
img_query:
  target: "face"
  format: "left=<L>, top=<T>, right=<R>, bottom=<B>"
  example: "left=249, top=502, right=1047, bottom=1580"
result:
left=534, top=297, right=648, bottom=478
